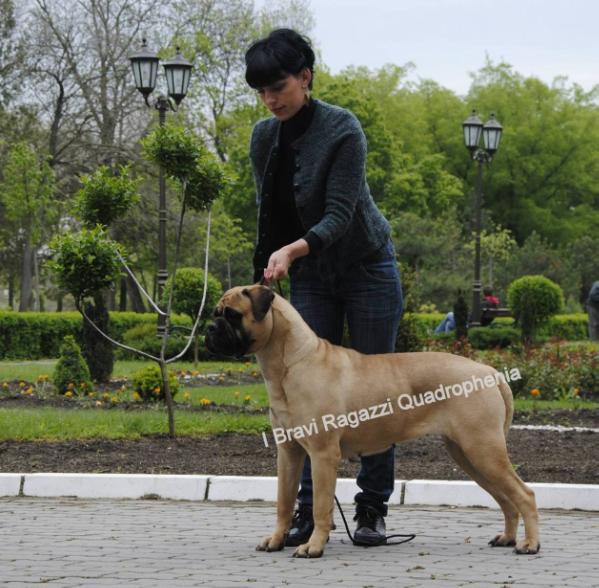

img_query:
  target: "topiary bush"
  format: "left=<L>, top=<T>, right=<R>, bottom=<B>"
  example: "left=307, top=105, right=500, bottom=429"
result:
left=468, top=325, right=520, bottom=349
left=507, top=275, right=564, bottom=345
left=132, top=364, right=179, bottom=403
left=118, top=322, right=195, bottom=361
left=394, top=262, right=423, bottom=352
left=52, top=335, right=93, bottom=395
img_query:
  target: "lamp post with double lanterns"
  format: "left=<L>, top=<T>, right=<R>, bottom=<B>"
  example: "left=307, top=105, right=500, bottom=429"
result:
left=462, top=110, right=503, bottom=326
left=129, top=39, right=192, bottom=335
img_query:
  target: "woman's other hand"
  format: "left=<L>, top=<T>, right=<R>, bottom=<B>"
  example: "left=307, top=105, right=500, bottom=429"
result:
left=263, top=239, right=310, bottom=283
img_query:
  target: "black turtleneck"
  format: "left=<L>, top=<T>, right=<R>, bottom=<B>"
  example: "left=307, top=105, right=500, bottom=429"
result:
left=270, top=97, right=322, bottom=254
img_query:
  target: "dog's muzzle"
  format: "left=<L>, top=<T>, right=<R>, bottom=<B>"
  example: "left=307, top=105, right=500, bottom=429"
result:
left=205, top=317, right=252, bottom=358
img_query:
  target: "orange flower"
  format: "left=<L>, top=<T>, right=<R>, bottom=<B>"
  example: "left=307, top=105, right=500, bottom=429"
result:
left=530, top=388, right=541, bottom=397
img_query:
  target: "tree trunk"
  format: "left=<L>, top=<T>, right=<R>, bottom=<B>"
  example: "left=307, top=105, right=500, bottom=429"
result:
left=119, top=276, right=127, bottom=311
left=19, top=236, right=33, bottom=312
left=33, top=247, right=41, bottom=311
left=127, top=274, right=146, bottom=313
left=8, top=273, right=15, bottom=309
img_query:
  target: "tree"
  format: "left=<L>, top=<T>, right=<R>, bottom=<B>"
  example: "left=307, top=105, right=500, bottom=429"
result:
left=0, top=142, right=58, bottom=310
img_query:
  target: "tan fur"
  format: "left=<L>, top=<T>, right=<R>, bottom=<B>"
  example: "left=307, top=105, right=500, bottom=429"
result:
left=216, top=286, right=540, bottom=558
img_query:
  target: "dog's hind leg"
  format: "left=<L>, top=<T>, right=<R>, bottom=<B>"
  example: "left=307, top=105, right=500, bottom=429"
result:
left=293, top=446, right=340, bottom=559
left=443, top=437, right=519, bottom=547
left=256, top=442, right=305, bottom=553
left=456, top=433, right=540, bottom=555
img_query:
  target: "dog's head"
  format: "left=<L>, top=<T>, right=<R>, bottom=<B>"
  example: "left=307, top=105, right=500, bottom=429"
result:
left=205, top=285, right=275, bottom=358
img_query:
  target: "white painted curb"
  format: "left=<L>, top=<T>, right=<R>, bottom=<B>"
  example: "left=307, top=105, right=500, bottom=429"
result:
left=22, top=473, right=208, bottom=501
left=1, top=474, right=597, bottom=511
left=0, top=474, right=21, bottom=496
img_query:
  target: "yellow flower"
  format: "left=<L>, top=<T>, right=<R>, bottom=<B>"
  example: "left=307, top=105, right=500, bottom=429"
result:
left=199, top=398, right=211, bottom=406
left=192, top=371, right=199, bottom=376
left=37, top=375, right=44, bottom=382
left=80, top=382, right=87, bottom=388
left=132, top=391, right=141, bottom=402
left=65, top=391, right=74, bottom=398
left=183, top=392, right=191, bottom=401
left=2, top=382, right=9, bottom=390
left=102, top=392, right=110, bottom=401
left=244, top=395, right=252, bottom=402
left=95, top=400, right=103, bottom=407
left=19, top=381, right=25, bottom=388
left=26, top=386, right=34, bottom=395
left=251, top=371, right=258, bottom=378
left=234, top=391, right=239, bottom=398
left=67, top=382, right=75, bottom=391
left=572, top=388, right=580, bottom=397
left=88, top=392, right=96, bottom=398
left=153, top=386, right=161, bottom=393
left=111, top=396, right=118, bottom=403
left=530, top=388, right=541, bottom=397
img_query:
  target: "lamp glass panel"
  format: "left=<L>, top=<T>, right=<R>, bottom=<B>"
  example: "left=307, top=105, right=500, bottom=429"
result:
left=132, top=62, right=142, bottom=88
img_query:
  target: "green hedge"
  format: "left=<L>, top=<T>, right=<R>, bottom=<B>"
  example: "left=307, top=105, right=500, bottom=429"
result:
left=411, top=313, right=589, bottom=342
left=0, top=310, right=591, bottom=360
left=0, top=311, right=192, bottom=360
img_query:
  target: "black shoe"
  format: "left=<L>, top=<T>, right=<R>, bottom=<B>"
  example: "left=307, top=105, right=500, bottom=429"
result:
left=285, top=504, right=313, bottom=547
left=353, top=505, right=387, bottom=545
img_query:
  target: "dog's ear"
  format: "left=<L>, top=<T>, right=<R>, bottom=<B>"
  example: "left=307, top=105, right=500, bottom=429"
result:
left=242, top=286, right=275, bottom=322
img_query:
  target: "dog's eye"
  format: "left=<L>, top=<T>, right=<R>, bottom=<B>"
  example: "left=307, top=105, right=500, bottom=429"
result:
left=224, top=307, right=242, bottom=323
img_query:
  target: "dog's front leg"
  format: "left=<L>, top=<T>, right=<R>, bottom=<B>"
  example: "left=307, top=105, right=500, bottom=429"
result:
left=293, top=448, right=339, bottom=558
left=256, top=442, right=305, bottom=552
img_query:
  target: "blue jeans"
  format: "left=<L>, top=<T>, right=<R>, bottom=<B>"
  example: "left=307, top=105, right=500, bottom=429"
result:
left=434, top=311, right=455, bottom=334
left=289, top=239, right=403, bottom=516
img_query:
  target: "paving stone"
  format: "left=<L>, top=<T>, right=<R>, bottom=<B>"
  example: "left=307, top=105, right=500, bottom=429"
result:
left=0, top=498, right=596, bottom=586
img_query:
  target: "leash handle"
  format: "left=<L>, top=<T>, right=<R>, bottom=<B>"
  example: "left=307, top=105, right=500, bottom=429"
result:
left=334, top=495, right=416, bottom=547
left=259, top=275, right=285, bottom=297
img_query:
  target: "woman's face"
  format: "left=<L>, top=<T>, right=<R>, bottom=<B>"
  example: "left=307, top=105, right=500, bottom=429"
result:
left=256, top=68, right=311, bottom=121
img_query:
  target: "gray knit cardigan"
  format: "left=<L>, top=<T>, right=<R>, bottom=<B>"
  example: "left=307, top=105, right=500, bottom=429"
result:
left=249, top=98, right=390, bottom=280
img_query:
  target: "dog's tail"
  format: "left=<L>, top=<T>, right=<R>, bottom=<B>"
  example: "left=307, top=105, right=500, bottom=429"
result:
left=497, top=378, right=514, bottom=437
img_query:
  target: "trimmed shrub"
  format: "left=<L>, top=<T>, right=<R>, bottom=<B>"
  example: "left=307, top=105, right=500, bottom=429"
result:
left=507, top=276, right=564, bottom=344
left=468, top=326, right=520, bottom=349
left=132, top=364, right=179, bottom=403
left=118, top=322, right=195, bottom=361
left=52, top=335, right=93, bottom=395
left=395, top=262, right=423, bottom=352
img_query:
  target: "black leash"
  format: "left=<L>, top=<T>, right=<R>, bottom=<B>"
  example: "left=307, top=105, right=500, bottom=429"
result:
left=334, top=495, right=416, bottom=547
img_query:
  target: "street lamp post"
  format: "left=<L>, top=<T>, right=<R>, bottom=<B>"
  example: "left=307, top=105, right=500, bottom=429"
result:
left=129, top=39, right=192, bottom=335
left=462, top=110, right=503, bottom=326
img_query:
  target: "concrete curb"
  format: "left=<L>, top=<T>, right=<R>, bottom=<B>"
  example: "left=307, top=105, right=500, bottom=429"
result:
left=1, top=473, right=598, bottom=510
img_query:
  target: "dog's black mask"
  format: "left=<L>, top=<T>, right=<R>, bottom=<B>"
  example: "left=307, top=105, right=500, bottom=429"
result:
left=205, top=307, right=253, bottom=358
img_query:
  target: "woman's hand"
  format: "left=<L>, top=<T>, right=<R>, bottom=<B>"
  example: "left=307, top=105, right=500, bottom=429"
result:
left=263, top=239, right=310, bottom=284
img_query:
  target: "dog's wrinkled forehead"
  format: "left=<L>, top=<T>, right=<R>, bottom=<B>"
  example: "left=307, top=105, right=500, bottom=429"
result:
left=215, top=288, right=252, bottom=316
left=215, top=285, right=275, bottom=322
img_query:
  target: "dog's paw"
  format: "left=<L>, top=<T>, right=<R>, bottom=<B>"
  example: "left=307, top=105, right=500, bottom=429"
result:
left=513, top=539, right=541, bottom=555
left=292, top=541, right=324, bottom=559
left=488, top=533, right=516, bottom=547
left=255, top=535, right=285, bottom=552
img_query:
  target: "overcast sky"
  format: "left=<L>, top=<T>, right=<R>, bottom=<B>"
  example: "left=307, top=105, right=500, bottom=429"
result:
left=260, top=0, right=598, bottom=96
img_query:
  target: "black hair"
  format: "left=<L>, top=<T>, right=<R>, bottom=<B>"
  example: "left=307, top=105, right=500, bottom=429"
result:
left=245, top=28, right=315, bottom=90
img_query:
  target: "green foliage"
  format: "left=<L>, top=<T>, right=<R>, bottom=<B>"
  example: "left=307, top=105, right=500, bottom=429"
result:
left=184, top=150, right=230, bottom=212
left=141, top=122, right=227, bottom=211
left=394, top=262, right=423, bottom=352
left=508, top=275, right=564, bottom=344
left=0, top=311, right=192, bottom=360
left=141, top=123, right=202, bottom=181
left=468, top=326, right=520, bottom=349
left=52, top=335, right=93, bottom=395
left=161, top=267, right=222, bottom=320
left=132, top=364, right=179, bottom=403
left=118, top=322, right=194, bottom=362
left=75, top=165, right=140, bottom=228
left=48, top=226, right=124, bottom=303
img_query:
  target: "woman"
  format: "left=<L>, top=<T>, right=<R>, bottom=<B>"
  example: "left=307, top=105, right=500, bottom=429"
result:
left=245, top=28, right=403, bottom=546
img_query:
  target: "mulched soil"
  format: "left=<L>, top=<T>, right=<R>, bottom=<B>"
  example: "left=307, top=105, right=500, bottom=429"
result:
left=0, top=427, right=597, bottom=484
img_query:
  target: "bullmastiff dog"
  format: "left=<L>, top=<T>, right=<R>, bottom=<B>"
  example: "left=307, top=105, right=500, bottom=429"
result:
left=205, top=285, right=540, bottom=558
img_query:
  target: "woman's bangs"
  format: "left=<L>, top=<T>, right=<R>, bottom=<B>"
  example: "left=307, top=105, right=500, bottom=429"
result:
left=245, top=50, right=287, bottom=89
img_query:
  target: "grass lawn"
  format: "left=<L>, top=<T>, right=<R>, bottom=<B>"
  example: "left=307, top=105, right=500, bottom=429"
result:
left=0, top=407, right=269, bottom=441
left=0, top=358, right=258, bottom=383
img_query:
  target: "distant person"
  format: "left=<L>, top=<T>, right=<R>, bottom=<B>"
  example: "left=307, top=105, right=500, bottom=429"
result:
left=434, top=287, right=499, bottom=333
left=587, top=281, right=599, bottom=341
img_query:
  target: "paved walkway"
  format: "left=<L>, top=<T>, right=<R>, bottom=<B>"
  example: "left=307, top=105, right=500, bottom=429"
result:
left=0, top=498, right=597, bottom=587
